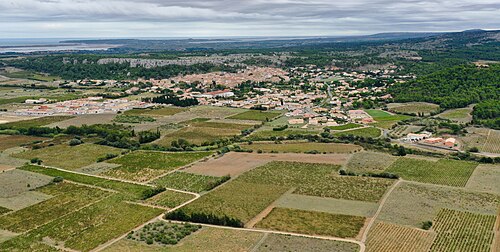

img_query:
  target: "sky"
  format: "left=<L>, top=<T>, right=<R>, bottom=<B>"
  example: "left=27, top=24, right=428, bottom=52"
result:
left=1, top=0, right=499, bottom=38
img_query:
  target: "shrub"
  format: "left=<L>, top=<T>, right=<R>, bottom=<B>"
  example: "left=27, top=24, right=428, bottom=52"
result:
left=469, top=147, right=479, bottom=153
left=52, top=176, right=64, bottom=183
left=422, top=220, right=433, bottom=230
left=69, top=138, right=83, bottom=146
left=141, top=186, right=166, bottom=200
left=30, top=158, right=42, bottom=165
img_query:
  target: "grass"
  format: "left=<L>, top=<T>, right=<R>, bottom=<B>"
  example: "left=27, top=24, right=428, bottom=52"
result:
left=346, top=151, right=399, bottom=173
left=247, top=129, right=320, bottom=140
left=157, top=126, right=244, bottom=146
left=13, top=143, right=124, bottom=170
left=333, top=127, right=381, bottom=138
left=366, top=222, right=436, bottom=252
left=188, top=121, right=253, bottom=130
left=466, top=164, right=500, bottom=194
left=0, top=169, right=53, bottom=198
left=437, top=107, right=473, bottom=123
left=0, top=206, right=11, bottom=215
left=0, top=116, right=73, bottom=129
left=365, top=109, right=393, bottom=118
left=144, top=190, right=195, bottom=209
left=2, top=70, right=60, bottom=82
left=227, top=110, right=282, bottom=122
left=386, top=158, right=477, bottom=187
left=153, top=171, right=229, bottom=193
left=0, top=182, right=110, bottom=233
left=257, top=234, right=360, bottom=252
left=377, top=181, right=499, bottom=228
left=430, top=208, right=496, bottom=252
left=113, top=114, right=156, bottom=123
left=20, top=165, right=152, bottom=200
left=0, top=135, right=48, bottom=151
left=240, top=142, right=362, bottom=153
left=328, top=123, right=363, bottom=131
left=365, top=109, right=412, bottom=129
left=124, top=107, right=187, bottom=116
left=387, top=102, right=440, bottom=115
left=105, top=151, right=212, bottom=182
left=256, top=207, right=365, bottom=238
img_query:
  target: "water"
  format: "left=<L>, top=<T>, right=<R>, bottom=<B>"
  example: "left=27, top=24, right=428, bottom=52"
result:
left=0, top=38, right=115, bottom=53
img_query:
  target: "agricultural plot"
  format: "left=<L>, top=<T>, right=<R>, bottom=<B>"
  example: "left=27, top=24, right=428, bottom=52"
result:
left=256, top=207, right=365, bottom=238
left=0, top=206, right=11, bottom=215
left=156, top=125, right=243, bottom=146
left=461, top=127, right=500, bottom=154
left=13, top=143, right=124, bottom=170
left=247, top=128, right=320, bottom=140
left=365, top=109, right=412, bottom=129
left=0, top=191, right=53, bottom=211
left=377, top=182, right=499, bottom=228
left=333, top=127, right=381, bottom=138
left=240, top=142, right=362, bottom=153
left=153, top=171, right=229, bottom=193
left=386, top=158, right=477, bottom=187
left=105, top=151, right=212, bottom=182
left=275, top=194, right=378, bottom=217
left=47, top=113, right=117, bottom=128
left=430, top=208, right=496, bottom=252
left=436, top=107, right=473, bottom=123
left=387, top=102, right=440, bottom=115
left=328, top=123, right=363, bottom=131
left=103, top=226, right=265, bottom=252
left=0, top=115, right=73, bottom=129
left=346, top=151, right=398, bottom=173
left=153, top=106, right=247, bottom=126
left=465, top=164, right=500, bottom=194
left=0, top=135, right=47, bottom=151
left=144, top=190, right=195, bottom=209
left=256, top=234, right=360, bottom=252
left=124, top=107, right=187, bottom=117
left=366, top=222, right=436, bottom=252
left=227, top=110, right=282, bottom=122
left=0, top=169, right=53, bottom=198
left=76, top=162, right=121, bottom=175
left=0, top=182, right=110, bottom=233
left=127, top=221, right=201, bottom=246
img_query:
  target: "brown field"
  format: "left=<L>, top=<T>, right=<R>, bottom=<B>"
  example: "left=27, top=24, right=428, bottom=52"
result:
left=47, top=113, right=117, bottom=128
left=0, top=169, right=53, bottom=198
left=366, top=222, right=436, bottom=252
left=461, top=127, right=500, bottom=154
left=239, top=142, right=362, bottom=154
left=0, top=135, right=47, bottom=151
left=465, top=164, right=500, bottom=195
left=184, top=152, right=350, bottom=177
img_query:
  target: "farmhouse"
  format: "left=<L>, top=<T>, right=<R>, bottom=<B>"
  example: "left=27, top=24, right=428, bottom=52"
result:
left=424, top=137, right=444, bottom=144
left=444, top=138, right=457, bottom=147
left=405, top=132, right=431, bottom=142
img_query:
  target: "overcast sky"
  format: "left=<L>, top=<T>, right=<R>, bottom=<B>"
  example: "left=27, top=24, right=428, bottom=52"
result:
left=1, top=0, right=499, bottom=38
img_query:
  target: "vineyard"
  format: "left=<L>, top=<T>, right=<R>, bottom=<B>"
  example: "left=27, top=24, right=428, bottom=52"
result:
left=153, top=171, right=229, bottom=193
left=366, top=222, right=436, bottom=252
left=483, top=129, right=500, bottom=154
left=430, top=208, right=496, bottom=252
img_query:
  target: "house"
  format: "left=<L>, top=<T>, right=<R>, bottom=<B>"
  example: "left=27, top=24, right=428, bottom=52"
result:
left=288, top=119, right=304, bottom=125
left=444, top=138, right=456, bottom=148
left=424, top=137, right=443, bottom=144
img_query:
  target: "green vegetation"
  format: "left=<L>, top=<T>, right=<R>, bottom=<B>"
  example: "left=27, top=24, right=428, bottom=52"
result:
left=247, top=129, right=320, bottom=140
left=13, top=143, right=123, bottom=170
left=346, top=151, right=399, bottom=173
left=127, top=221, right=201, bottom=246
left=430, top=209, right=496, bottom=252
left=386, top=158, right=477, bottom=187
left=388, top=102, right=440, bottom=116
left=157, top=125, right=246, bottom=147
left=240, top=142, right=362, bottom=153
left=20, top=165, right=153, bottom=200
left=472, top=100, right=500, bottom=129
left=333, top=127, right=381, bottom=138
left=365, top=110, right=412, bottom=129
left=144, top=190, right=195, bottom=209
left=227, top=110, right=282, bottom=121
left=0, top=135, right=47, bottom=151
left=328, top=123, right=363, bottom=130
left=0, top=116, right=73, bottom=130
left=366, top=222, right=436, bottom=252
left=0, top=206, right=11, bottom=215
left=256, top=207, right=364, bottom=238
left=153, top=172, right=230, bottom=193
left=113, top=114, right=156, bottom=123
left=1, top=70, right=60, bottom=81
left=124, top=107, right=187, bottom=116
left=437, top=107, right=472, bottom=122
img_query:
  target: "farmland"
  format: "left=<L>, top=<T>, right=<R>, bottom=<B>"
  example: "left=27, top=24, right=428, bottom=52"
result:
left=156, top=124, right=247, bottom=146
left=465, top=164, right=500, bottom=194
left=387, top=102, right=440, bottom=115
left=436, top=107, right=473, bottom=123
left=333, top=127, right=381, bottom=138
left=144, top=190, right=195, bottom=209
left=153, top=171, right=229, bottom=193
left=239, top=142, right=362, bottom=153
left=328, top=123, right=363, bottom=130
left=127, top=221, right=201, bottom=246
left=124, top=107, right=187, bottom=116
left=346, top=151, right=398, bottom=173
left=247, top=128, right=320, bottom=140
left=386, top=158, right=477, bottom=187
left=105, top=151, right=212, bottom=182
left=227, top=110, right=282, bottom=122
left=256, top=207, right=365, bottom=238
left=0, top=115, right=73, bottom=129
left=461, top=127, right=500, bottom=154
left=13, top=143, right=124, bottom=170
left=365, top=109, right=412, bottom=129
left=366, top=222, right=436, bottom=252
left=256, top=234, right=359, bottom=252
left=430, top=208, right=496, bottom=252
left=0, top=135, right=47, bottom=151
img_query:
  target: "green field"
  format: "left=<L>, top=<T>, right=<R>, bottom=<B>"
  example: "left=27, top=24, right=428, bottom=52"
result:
left=240, top=142, right=362, bottom=153
left=124, top=107, right=187, bottom=116
left=436, top=107, right=473, bottom=123
left=105, top=151, right=212, bottom=182
left=430, top=209, right=496, bottom=252
left=256, top=207, right=365, bottom=238
left=387, top=102, right=440, bottom=115
left=1, top=70, right=60, bottom=81
left=227, top=110, right=282, bottom=122
left=328, top=123, right=363, bottom=131
left=144, top=190, right=195, bottom=209
left=13, top=143, right=124, bottom=170
left=365, top=109, right=412, bottom=129
left=0, top=116, right=73, bottom=129
left=346, top=151, right=399, bottom=173
left=153, top=171, right=229, bottom=193
left=20, top=165, right=152, bottom=200
left=113, top=114, right=156, bottom=123
left=333, top=127, right=381, bottom=138
left=386, top=158, right=477, bottom=187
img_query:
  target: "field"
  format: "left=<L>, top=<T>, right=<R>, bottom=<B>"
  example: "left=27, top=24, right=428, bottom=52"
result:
left=247, top=128, right=320, bottom=140
left=256, top=234, right=359, bottom=252
left=124, top=107, right=187, bottom=116
left=184, top=152, right=349, bottom=177
left=387, top=102, right=440, bottom=115
left=377, top=182, right=499, bottom=227
left=333, top=127, right=381, bottom=138
left=13, top=143, right=124, bottom=170
left=256, top=207, right=365, bottom=238
left=105, top=151, right=212, bottom=182
left=386, top=158, right=477, bottom=187
left=1, top=70, right=60, bottom=81
left=0, top=115, right=73, bottom=129
left=156, top=125, right=244, bottom=146
left=47, top=113, right=117, bottom=128
left=328, top=123, right=363, bottom=130
left=461, top=127, right=500, bottom=154
left=0, top=135, right=47, bottom=151
left=0, top=169, right=53, bottom=198
left=113, top=114, right=156, bottom=123
left=227, top=110, right=282, bottom=122
left=366, top=222, right=436, bottom=252
left=430, top=208, right=496, bottom=252
left=153, top=171, right=229, bottom=193
left=436, top=107, right=473, bottom=123
left=346, top=151, right=398, bottom=173
left=144, top=190, right=195, bottom=209
left=127, top=221, right=201, bottom=246
left=239, top=142, right=362, bottom=153
left=465, top=164, right=500, bottom=194
left=365, top=109, right=412, bottom=129
left=20, top=165, right=152, bottom=200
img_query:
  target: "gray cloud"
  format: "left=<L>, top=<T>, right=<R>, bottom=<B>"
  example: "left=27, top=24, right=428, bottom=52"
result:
left=0, top=0, right=498, bottom=38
